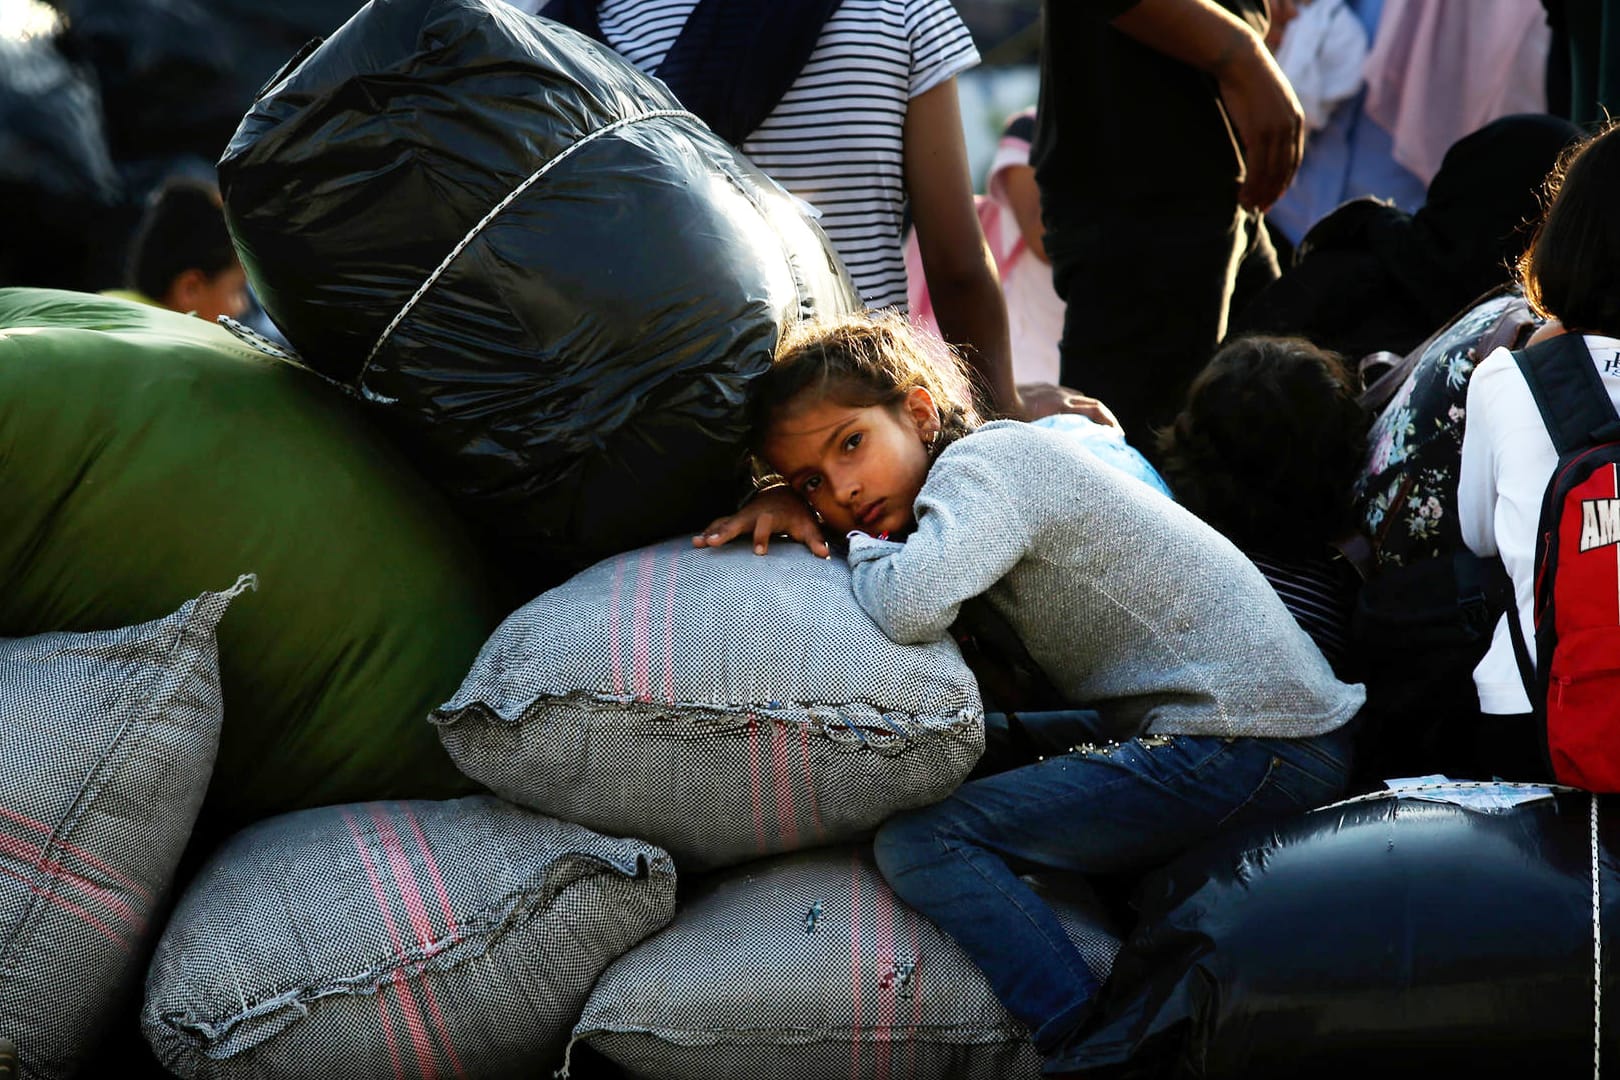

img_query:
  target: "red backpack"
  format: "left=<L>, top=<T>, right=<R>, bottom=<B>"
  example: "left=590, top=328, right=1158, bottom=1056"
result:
left=1505, top=333, right=1620, bottom=791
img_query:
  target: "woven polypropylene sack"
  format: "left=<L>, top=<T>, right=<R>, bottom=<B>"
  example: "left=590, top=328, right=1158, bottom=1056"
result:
left=433, top=539, right=985, bottom=872
left=1064, top=783, right=1620, bottom=1078
left=572, top=845, right=1120, bottom=1080
left=219, top=0, right=857, bottom=578
left=0, top=288, right=499, bottom=827
left=142, top=795, right=677, bottom=1079
left=0, top=579, right=248, bottom=1080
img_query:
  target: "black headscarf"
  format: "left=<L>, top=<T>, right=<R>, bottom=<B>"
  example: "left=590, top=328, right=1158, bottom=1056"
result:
left=1357, top=112, right=1585, bottom=328
left=1231, top=113, right=1584, bottom=358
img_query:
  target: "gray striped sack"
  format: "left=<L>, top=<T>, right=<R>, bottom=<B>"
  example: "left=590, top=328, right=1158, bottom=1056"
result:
left=142, top=795, right=677, bottom=1080
left=571, top=845, right=1121, bottom=1080
left=433, top=539, right=985, bottom=872
left=0, top=577, right=251, bottom=1080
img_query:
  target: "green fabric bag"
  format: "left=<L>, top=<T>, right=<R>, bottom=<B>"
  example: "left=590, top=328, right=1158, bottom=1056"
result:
left=0, top=288, right=497, bottom=825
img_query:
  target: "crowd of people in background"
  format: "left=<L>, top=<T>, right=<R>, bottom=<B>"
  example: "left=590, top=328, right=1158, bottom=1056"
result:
left=6, top=0, right=1620, bottom=1075
left=681, top=0, right=1620, bottom=1072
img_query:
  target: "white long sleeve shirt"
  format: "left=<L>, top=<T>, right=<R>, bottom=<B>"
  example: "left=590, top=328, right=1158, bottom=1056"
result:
left=1457, top=335, right=1620, bottom=713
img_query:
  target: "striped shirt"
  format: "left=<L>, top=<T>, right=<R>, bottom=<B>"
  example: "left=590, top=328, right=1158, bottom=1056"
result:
left=592, top=0, right=980, bottom=310
left=1246, top=549, right=1357, bottom=675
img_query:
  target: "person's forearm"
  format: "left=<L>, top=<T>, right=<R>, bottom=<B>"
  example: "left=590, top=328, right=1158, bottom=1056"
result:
left=1109, top=0, right=1263, bottom=76
left=848, top=540, right=964, bottom=643
left=846, top=453, right=1032, bottom=643
left=1001, top=167, right=1050, bottom=264
left=1110, top=0, right=1302, bottom=210
left=929, top=262, right=1019, bottom=417
left=1456, top=380, right=1498, bottom=557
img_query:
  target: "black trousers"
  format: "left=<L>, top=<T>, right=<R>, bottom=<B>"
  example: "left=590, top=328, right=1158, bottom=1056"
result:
left=1050, top=203, right=1278, bottom=455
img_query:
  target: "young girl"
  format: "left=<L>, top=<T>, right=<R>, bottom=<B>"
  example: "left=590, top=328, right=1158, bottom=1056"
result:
left=696, top=310, right=1364, bottom=1073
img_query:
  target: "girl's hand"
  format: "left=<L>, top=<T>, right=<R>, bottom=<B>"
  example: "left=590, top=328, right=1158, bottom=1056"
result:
left=693, top=487, right=832, bottom=558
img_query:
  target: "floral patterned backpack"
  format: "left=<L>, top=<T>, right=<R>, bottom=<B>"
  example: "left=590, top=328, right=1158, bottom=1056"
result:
left=1349, top=288, right=1539, bottom=779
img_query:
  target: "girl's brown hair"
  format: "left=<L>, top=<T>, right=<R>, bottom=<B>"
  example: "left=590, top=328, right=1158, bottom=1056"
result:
left=748, top=310, right=983, bottom=450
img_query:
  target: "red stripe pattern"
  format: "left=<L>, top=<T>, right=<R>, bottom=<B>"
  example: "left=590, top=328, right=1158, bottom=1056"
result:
left=143, top=797, right=678, bottom=1079
left=571, top=846, right=1123, bottom=1078
left=435, top=538, right=984, bottom=872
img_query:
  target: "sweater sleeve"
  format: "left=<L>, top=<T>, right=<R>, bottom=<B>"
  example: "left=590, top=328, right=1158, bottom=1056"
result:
left=845, top=440, right=1034, bottom=643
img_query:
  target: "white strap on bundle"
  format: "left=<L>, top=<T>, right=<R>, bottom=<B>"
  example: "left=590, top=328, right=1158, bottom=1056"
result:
left=361, top=107, right=701, bottom=386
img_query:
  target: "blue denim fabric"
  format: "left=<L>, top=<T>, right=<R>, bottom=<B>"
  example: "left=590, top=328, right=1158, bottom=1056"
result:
left=872, top=719, right=1356, bottom=1074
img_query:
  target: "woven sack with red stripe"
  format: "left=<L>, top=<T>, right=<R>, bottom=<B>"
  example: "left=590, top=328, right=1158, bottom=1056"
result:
left=432, top=539, right=985, bottom=873
left=0, top=578, right=250, bottom=1079
left=571, top=846, right=1120, bottom=1080
left=141, top=796, right=676, bottom=1079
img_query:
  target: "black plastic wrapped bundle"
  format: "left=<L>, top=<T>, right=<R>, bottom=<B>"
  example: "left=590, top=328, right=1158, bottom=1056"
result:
left=1067, top=783, right=1619, bottom=1077
left=219, top=0, right=856, bottom=578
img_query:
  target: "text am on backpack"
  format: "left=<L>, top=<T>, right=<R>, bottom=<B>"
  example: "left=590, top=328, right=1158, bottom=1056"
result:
left=1506, top=332, right=1620, bottom=792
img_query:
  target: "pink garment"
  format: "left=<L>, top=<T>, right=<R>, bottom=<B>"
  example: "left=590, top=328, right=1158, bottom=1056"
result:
left=905, top=125, right=1065, bottom=386
left=1362, top=0, right=1549, bottom=185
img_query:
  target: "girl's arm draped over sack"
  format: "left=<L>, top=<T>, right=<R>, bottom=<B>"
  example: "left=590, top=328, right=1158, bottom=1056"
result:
left=846, top=433, right=1033, bottom=643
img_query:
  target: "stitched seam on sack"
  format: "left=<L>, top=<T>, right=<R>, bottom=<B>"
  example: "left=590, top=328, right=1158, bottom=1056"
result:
left=159, top=905, right=521, bottom=1043
left=576, top=1022, right=1028, bottom=1046
left=435, top=695, right=978, bottom=737
left=434, top=700, right=984, bottom=762
left=0, top=594, right=220, bottom=971
left=359, top=108, right=701, bottom=386
left=159, top=852, right=674, bottom=1041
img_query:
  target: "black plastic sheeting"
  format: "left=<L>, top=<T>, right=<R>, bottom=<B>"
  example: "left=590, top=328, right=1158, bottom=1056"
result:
left=219, top=0, right=856, bottom=580
left=45, top=0, right=365, bottom=164
left=1067, top=785, right=1619, bottom=1077
left=0, top=34, right=121, bottom=288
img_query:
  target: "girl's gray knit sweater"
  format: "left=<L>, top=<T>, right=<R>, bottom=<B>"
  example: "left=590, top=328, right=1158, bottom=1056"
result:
left=846, top=420, right=1365, bottom=741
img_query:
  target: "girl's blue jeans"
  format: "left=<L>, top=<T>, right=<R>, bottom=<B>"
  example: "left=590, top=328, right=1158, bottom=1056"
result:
left=871, top=719, right=1356, bottom=1074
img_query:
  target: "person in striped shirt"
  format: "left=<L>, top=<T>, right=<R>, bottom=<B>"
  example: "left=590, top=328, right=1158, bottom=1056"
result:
left=534, top=0, right=1107, bottom=422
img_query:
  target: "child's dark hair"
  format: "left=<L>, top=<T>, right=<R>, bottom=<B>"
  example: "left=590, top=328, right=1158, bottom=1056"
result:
left=127, top=177, right=238, bottom=300
left=749, top=310, right=982, bottom=450
left=1518, top=121, right=1620, bottom=335
left=1157, top=335, right=1367, bottom=557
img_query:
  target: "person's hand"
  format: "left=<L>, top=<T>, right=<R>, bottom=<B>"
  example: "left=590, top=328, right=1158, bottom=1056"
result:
left=1015, top=382, right=1121, bottom=428
left=693, top=486, right=831, bottom=558
left=1215, top=29, right=1305, bottom=212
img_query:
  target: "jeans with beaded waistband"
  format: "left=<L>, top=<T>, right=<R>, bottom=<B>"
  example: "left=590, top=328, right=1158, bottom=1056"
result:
left=871, top=716, right=1356, bottom=1074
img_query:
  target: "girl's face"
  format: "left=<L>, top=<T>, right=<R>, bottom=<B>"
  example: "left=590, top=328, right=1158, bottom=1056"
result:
left=762, top=386, right=939, bottom=538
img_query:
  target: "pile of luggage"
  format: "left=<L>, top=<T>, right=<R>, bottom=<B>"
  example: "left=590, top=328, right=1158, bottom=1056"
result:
left=3, top=2, right=1617, bottom=1078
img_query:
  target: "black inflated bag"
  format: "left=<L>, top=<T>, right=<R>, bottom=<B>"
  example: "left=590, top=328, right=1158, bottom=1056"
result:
left=219, top=0, right=855, bottom=576
left=1067, top=783, right=1619, bottom=1077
